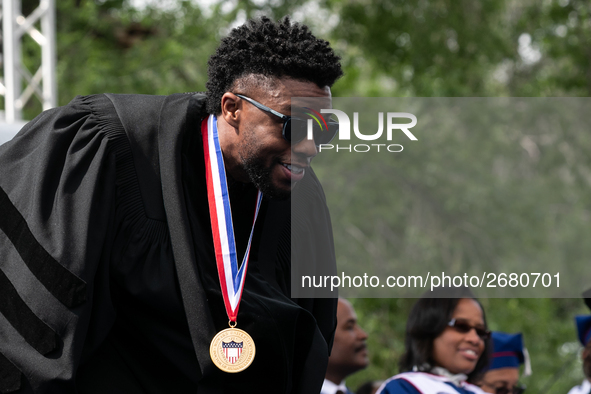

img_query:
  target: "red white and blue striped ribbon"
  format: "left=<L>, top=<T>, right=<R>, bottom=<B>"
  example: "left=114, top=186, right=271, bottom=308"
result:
left=202, top=114, right=263, bottom=322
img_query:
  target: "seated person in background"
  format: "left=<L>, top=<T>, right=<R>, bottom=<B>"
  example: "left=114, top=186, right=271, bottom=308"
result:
left=321, top=298, right=369, bottom=394
left=567, top=315, right=591, bottom=394
left=377, top=289, right=491, bottom=394
left=476, top=332, right=530, bottom=394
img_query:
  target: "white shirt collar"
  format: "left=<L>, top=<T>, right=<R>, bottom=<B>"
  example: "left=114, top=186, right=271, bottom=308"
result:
left=430, top=366, right=468, bottom=387
left=321, top=379, right=348, bottom=394
left=568, top=379, right=591, bottom=394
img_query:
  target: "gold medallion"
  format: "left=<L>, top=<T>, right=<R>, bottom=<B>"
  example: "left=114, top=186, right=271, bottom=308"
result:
left=209, top=326, right=256, bottom=373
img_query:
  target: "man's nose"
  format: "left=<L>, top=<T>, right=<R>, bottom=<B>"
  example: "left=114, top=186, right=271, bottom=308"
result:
left=357, top=326, right=368, bottom=340
left=292, top=135, right=318, bottom=161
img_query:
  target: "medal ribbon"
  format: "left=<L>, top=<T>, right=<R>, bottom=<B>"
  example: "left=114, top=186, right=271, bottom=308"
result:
left=202, top=114, right=263, bottom=323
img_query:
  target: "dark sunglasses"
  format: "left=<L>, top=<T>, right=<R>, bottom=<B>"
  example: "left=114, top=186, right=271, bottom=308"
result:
left=496, top=385, right=526, bottom=394
left=448, top=318, right=491, bottom=340
left=235, top=94, right=338, bottom=146
left=481, top=381, right=526, bottom=394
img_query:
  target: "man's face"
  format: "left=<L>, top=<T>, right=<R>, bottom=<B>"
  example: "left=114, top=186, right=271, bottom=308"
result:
left=327, top=299, right=369, bottom=380
left=478, top=367, right=520, bottom=394
left=232, top=78, right=331, bottom=199
left=583, top=343, right=591, bottom=380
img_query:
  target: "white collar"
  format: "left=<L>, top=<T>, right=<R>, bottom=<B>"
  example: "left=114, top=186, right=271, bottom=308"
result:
left=568, top=380, right=591, bottom=394
left=321, top=379, right=348, bottom=394
left=429, top=367, right=468, bottom=387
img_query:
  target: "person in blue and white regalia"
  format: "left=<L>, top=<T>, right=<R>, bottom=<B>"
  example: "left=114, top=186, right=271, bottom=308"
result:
left=377, top=289, right=491, bottom=394
left=476, top=332, right=530, bottom=394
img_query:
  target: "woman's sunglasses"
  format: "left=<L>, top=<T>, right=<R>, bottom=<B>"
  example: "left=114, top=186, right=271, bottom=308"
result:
left=448, top=318, right=491, bottom=340
left=235, top=94, right=339, bottom=146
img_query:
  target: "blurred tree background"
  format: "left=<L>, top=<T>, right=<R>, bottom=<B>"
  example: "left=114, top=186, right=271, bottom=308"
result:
left=9, top=0, right=591, bottom=392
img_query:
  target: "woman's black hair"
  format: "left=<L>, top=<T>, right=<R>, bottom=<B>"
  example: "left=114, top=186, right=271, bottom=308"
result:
left=398, top=287, right=492, bottom=382
left=205, top=16, right=343, bottom=114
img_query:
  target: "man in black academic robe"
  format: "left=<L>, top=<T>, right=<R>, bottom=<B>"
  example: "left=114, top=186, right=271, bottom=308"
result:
left=0, top=17, right=342, bottom=394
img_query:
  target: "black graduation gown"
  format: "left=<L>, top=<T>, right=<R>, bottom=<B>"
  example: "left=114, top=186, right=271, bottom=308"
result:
left=0, top=93, right=337, bottom=393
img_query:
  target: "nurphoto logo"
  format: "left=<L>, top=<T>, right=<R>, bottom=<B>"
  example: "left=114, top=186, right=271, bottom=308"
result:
left=308, top=110, right=418, bottom=153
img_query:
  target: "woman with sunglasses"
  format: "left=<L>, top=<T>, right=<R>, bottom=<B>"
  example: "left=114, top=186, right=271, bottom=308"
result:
left=377, top=289, right=491, bottom=394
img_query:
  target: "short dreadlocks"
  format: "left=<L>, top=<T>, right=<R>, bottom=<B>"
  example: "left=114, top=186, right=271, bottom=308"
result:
left=206, top=16, right=343, bottom=114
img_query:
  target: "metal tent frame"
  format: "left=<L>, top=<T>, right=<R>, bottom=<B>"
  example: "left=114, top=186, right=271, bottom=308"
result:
left=1, top=0, right=56, bottom=123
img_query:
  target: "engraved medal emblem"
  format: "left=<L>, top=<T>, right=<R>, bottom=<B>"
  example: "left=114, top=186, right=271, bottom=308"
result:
left=210, top=327, right=256, bottom=373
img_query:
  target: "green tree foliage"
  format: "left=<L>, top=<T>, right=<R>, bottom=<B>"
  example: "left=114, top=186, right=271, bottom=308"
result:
left=55, top=0, right=218, bottom=102
left=17, top=0, right=240, bottom=118
left=324, top=0, right=514, bottom=96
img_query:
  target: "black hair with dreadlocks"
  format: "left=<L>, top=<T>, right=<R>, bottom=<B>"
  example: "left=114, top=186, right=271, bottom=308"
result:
left=205, top=16, right=343, bottom=115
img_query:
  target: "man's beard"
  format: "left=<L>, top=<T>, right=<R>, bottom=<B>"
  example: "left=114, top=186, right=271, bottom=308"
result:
left=241, top=155, right=291, bottom=200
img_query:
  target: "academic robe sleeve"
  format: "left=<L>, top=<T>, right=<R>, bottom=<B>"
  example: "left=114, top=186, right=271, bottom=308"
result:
left=0, top=94, right=132, bottom=393
left=290, top=168, right=338, bottom=353
left=0, top=92, right=339, bottom=393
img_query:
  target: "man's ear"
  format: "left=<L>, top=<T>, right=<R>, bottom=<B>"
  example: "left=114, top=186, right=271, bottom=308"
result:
left=220, top=92, right=241, bottom=129
left=583, top=344, right=591, bottom=380
left=583, top=346, right=590, bottom=361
